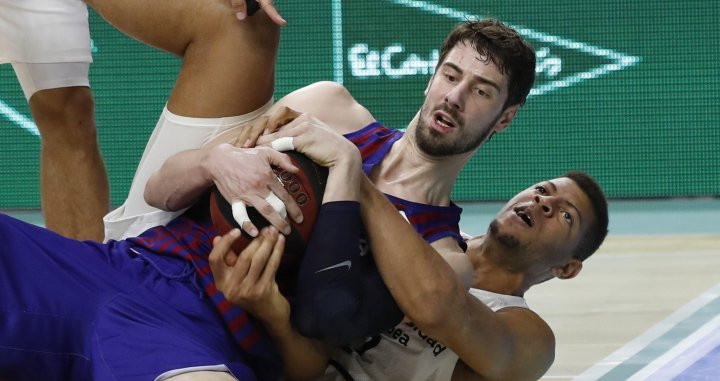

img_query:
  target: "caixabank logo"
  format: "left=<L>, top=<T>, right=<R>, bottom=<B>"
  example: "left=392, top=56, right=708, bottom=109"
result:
left=334, top=0, right=641, bottom=97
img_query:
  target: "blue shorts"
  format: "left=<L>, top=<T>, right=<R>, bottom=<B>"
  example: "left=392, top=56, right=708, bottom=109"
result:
left=0, top=214, right=258, bottom=381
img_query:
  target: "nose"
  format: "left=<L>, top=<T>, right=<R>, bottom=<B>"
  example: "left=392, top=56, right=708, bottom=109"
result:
left=444, top=83, right=465, bottom=111
left=533, top=195, right=556, bottom=217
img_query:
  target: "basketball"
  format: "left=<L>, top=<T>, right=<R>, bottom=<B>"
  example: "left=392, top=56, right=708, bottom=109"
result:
left=209, top=150, right=328, bottom=266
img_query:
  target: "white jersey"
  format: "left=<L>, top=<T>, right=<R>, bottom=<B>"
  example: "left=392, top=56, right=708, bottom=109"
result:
left=0, top=0, right=91, bottom=64
left=318, top=289, right=528, bottom=381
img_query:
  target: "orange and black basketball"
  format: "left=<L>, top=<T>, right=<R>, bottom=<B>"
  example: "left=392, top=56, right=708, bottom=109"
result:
left=209, top=150, right=328, bottom=289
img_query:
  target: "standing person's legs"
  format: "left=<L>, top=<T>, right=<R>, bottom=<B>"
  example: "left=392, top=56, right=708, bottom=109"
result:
left=3, top=0, right=107, bottom=241
left=87, top=0, right=281, bottom=240
left=85, top=0, right=279, bottom=118
left=27, top=83, right=108, bottom=241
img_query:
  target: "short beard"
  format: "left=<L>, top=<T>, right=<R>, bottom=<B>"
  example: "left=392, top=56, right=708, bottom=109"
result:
left=489, top=219, right=520, bottom=250
left=414, top=106, right=500, bottom=157
left=487, top=219, right=530, bottom=273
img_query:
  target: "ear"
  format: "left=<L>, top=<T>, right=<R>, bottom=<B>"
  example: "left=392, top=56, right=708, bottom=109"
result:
left=492, top=104, right=519, bottom=134
left=551, top=259, right=582, bottom=280
left=424, top=74, right=435, bottom=96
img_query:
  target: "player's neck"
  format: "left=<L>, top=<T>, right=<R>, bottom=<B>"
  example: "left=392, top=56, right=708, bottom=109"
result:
left=468, top=237, right=531, bottom=296
left=371, top=122, right=471, bottom=206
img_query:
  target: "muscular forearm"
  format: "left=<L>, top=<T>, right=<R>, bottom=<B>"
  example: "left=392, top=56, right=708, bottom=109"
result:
left=358, top=175, right=466, bottom=327
left=359, top=176, right=552, bottom=379
left=144, top=147, right=214, bottom=211
left=321, top=152, right=361, bottom=203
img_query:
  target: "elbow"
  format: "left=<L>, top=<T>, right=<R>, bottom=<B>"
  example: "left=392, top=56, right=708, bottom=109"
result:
left=405, top=276, right=463, bottom=329
left=291, top=289, right=361, bottom=346
left=310, top=81, right=355, bottom=103
left=312, top=80, right=347, bottom=93
left=143, top=178, right=161, bottom=209
left=143, top=174, right=171, bottom=211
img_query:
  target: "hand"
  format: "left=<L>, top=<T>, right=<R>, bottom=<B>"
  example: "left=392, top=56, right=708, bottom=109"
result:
left=233, top=106, right=302, bottom=148
left=209, top=228, right=291, bottom=332
left=204, top=143, right=303, bottom=236
left=231, top=0, right=286, bottom=26
left=256, top=113, right=360, bottom=169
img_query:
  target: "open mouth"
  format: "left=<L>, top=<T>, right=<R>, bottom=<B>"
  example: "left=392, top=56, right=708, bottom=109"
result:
left=433, top=112, right=456, bottom=129
left=514, top=207, right=533, bottom=227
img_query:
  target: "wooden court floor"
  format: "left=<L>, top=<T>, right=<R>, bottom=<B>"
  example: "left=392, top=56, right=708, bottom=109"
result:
left=455, top=198, right=720, bottom=380
left=528, top=235, right=719, bottom=380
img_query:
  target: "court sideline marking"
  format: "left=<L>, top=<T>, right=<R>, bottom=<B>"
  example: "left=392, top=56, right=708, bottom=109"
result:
left=575, top=282, right=720, bottom=380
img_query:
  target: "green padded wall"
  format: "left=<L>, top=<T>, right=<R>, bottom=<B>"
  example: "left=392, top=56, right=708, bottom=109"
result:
left=1, top=0, right=718, bottom=207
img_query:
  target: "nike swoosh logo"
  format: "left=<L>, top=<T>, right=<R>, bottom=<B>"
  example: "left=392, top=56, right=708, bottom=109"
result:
left=315, top=260, right=352, bottom=274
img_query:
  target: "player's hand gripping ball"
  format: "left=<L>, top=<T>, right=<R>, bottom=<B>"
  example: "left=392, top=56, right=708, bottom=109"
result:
left=209, top=151, right=328, bottom=292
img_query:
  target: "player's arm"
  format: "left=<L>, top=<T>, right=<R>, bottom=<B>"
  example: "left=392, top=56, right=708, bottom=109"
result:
left=144, top=142, right=301, bottom=236
left=142, top=84, right=364, bottom=232
left=358, top=176, right=555, bottom=380
left=209, top=229, right=329, bottom=380
left=208, top=123, right=364, bottom=377
left=144, top=81, right=369, bottom=209
left=143, top=78, right=371, bottom=217
left=275, top=82, right=375, bottom=135
left=228, top=82, right=376, bottom=149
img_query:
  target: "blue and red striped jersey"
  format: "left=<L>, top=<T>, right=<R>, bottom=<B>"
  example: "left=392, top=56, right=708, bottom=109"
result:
left=121, top=121, right=465, bottom=380
left=344, top=123, right=467, bottom=251
left=126, top=217, right=281, bottom=380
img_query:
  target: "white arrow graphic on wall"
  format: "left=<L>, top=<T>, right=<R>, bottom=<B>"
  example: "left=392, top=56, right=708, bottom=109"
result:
left=333, top=0, right=641, bottom=98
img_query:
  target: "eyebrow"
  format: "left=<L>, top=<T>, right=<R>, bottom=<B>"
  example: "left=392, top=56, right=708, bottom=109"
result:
left=441, top=62, right=502, bottom=92
left=547, top=180, right=582, bottom=226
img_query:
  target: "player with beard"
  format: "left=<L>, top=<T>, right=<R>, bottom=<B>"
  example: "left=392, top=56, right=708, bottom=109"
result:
left=209, top=168, right=609, bottom=380
left=0, top=2, right=536, bottom=380
left=114, top=19, right=536, bottom=245
left=136, top=16, right=536, bottom=367
left=145, top=18, right=537, bottom=272
left=73, top=13, right=536, bottom=380
left=141, top=16, right=535, bottom=345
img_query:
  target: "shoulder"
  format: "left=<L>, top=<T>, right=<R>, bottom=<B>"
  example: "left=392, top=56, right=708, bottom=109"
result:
left=275, top=81, right=376, bottom=134
left=495, top=307, right=556, bottom=379
left=431, top=238, right=473, bottom=288
left=447, top=298, right=555, bottom=380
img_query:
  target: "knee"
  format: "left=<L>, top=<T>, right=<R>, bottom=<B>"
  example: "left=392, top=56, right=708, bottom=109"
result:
left=193, top=2, right=279, bottom=53
left=30, top=87, right=97, bottom=142
left=31, top=86, right=93, bottom=115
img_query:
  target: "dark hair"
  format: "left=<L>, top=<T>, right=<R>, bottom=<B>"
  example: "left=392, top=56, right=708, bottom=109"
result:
left=436, top=19, right=536, bottom=109
left=563, top=171, right=609, bottom=261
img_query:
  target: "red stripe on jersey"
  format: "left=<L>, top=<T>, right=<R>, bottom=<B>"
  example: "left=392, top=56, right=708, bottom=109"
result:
left=240, top=329, right=262, bottom=350
left=229, top=312, right=249, bottom=331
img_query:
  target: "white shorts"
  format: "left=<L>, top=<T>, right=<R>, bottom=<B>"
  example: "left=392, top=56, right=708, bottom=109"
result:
left=11, top=62, right=90, bottom=100
left=0, top=0, right=92, bottom=99
left=155, top=365, right=235, bottom=381
left=0, top=0, right=92, bottom=64
left=103, top=99, right=274, bottom=242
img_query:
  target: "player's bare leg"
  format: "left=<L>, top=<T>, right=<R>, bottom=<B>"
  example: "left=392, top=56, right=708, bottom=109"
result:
left=29, top=85, right=108, bottom=241
left=84, top=0, right=279, bottom=117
